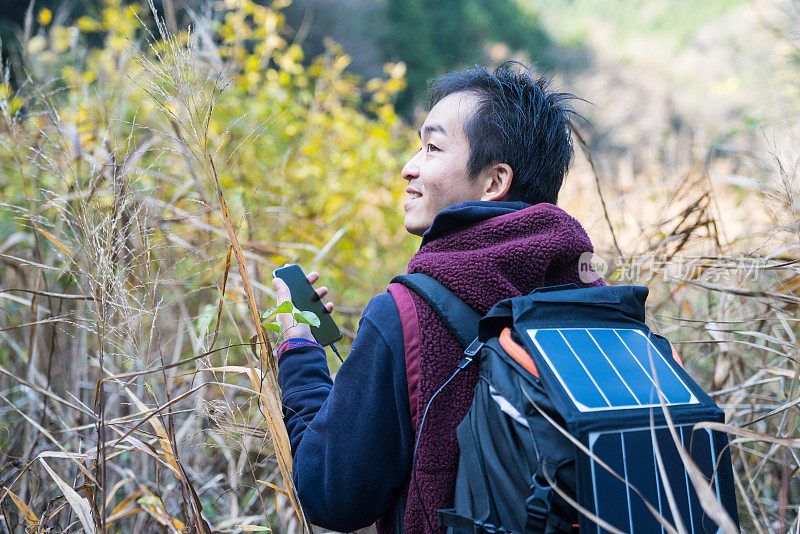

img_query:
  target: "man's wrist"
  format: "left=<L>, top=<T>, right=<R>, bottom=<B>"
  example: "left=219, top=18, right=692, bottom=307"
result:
left=277, top=337, right=323, bottom=361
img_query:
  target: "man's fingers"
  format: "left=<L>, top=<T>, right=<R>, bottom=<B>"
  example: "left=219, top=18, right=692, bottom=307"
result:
left=307, top=271, right=320, bottom=284
left=313, top=286, right=328, bottom=301
left=325, top=302, right=334, bottom=313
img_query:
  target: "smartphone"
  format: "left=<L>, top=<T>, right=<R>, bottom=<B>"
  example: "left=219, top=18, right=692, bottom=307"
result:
left=273, top=264, right=342, bottom=346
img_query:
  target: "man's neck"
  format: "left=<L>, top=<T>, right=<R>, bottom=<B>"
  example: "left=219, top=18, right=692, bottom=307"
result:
left=420, top=200, right=532, bottom=246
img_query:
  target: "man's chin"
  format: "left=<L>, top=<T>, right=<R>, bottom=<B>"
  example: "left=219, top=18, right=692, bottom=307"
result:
left=403, top=219, right=427, bottom=237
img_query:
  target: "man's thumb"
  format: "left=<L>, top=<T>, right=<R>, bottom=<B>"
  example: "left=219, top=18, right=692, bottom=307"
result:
left=272, top=277, right=292, bottom=303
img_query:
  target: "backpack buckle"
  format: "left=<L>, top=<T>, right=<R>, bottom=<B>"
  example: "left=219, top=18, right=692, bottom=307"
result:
left=464, top=338, right=484, bottom=356
left=525, top=473, right=554, bottom=532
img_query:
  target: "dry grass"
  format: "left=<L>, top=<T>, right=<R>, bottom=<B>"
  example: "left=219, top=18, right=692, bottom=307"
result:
left=560, top=128, right=800, bottom=532
left=1, top=1, right=799, bottom=533
left=1, top=3, right=308, bottom=532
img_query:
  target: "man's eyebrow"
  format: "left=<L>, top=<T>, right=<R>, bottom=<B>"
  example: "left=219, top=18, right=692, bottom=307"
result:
left=418, top=124, right=447, bottom=138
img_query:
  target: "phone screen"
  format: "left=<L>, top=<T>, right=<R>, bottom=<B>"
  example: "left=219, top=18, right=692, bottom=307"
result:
left=273, top=264, right=342, bottom=346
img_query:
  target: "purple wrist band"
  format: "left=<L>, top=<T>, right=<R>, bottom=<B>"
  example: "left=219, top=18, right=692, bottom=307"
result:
left=277, top=338, right=322, bottom=361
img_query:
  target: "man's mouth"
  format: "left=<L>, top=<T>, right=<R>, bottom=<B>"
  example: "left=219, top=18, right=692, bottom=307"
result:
left=407, top=191, right=422, bottom=200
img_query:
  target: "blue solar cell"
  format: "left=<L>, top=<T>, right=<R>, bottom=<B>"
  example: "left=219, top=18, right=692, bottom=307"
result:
left=589, top=330, right=662, bottom=405
left=684, top=427, right=720, bottom=534
left=562, top=330, right=639, bottom=406
left=531, top=329, right=609, bottom=410
left=655, top=427, right=693, bottom=532
left=527, top=328, right=697, bottom=411
left=623, top=429, right=662, bottom=532
left=591, top=432, right=631, bottom=533
left=590, top=425, right=723, bottom=534
left=614, top=330, right=695, bottom=405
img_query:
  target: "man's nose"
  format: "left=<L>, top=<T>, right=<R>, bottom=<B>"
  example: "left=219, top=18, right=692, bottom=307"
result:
left=402, top=152, right=420, bottom=181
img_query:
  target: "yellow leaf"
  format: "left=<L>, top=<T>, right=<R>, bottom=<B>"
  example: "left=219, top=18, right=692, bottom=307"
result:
left=5, top=488, right=39, bottom=527
left=137, top=484, right=185, bottom=532
left=121, top=387, right=182, bottom=480
left=77, top=16, right=100, bottom=32
left=52, top=26, right=75, bottom=54
left=256, top=479, right=290, bottom=497
left=37, top=8, right=52, bottom=26
left=27, top=35, right=47, bottom=55
left=31, top=221, right=74, bottom=258
left=107, top=489, right=143, bottom=521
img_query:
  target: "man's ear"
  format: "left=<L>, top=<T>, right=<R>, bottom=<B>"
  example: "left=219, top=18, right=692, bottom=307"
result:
left=480, top=163, right=513, bottom=201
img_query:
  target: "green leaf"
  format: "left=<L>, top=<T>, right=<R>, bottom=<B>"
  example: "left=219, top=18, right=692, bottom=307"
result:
left=261, top=301, right=293, bottom=319
left=196, top=303, right=217, bottom=337
left=293, top=310, right=320, bottom=327
left=261, top=321, right=282, bottom=333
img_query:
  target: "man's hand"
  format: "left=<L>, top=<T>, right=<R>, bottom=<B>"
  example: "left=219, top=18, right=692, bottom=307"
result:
left=271, top=270, right=334, bottom=342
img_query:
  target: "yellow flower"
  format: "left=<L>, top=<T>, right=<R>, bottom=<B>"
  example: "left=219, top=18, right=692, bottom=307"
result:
left=37, top=8, right=52, bottom=26
left=27, top=36, right=47, bottom=55
left=385, top=62, right=406, bottom=79
left=61, top=65, right=79, bottom=85
left=81, top=70, right=96, bottom=85
left=385, top=78, right=407, bottom=94
left=77, top=16, right=100, bottom=33
left=107, top=33, right=129, bottom=53
left=52, top=27, right=75, bottom=54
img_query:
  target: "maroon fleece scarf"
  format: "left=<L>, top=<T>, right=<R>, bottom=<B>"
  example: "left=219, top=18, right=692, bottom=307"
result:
left=381, top=203, right=605, bottom=533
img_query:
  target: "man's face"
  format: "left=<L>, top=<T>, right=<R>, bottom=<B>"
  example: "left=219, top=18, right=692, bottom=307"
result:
left=401, top=91, right=490, bottom=236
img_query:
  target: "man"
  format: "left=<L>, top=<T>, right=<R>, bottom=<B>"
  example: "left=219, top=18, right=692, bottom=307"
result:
left=272, top=63, right=603, bottom=533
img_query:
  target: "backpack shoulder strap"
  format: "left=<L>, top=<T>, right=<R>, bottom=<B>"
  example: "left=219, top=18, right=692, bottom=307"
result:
left=391, top=273, right=480, bottom=349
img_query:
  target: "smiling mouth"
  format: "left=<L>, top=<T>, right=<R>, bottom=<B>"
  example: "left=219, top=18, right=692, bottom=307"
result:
left=407, top=192, right=422, bottom=200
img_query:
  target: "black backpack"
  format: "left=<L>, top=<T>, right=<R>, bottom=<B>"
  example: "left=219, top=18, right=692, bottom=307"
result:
left=393, top=274, right=739, bottom=534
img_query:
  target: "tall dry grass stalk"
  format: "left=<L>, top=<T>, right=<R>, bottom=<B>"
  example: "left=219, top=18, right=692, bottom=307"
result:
left=130, top=3, right=305, bottom=530
left=0, top=2, right=309, bottom=532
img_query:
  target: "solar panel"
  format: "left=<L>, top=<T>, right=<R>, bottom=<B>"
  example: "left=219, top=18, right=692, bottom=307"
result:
left=588, top=424, right=723, bottom=534
left=526, top=328, right=698, bottom=412
left=517, top=326, right=734, bottom=532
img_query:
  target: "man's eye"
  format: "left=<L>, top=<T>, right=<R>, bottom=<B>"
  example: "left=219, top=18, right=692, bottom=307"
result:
left=426, top=143, right=439, bottom=152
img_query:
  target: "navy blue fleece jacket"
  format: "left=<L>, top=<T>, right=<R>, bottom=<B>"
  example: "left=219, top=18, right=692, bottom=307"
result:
left=277, top=202, right=530, bottom=531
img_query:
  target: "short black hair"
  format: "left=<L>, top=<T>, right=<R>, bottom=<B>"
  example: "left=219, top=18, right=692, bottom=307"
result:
left=428, top=62, right=578, bottom=205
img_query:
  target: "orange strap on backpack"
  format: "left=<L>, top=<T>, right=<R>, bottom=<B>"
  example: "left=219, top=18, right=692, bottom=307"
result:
left=499, top=327, right=538, bottom=377
left=669, top=341, right=684, bottom=368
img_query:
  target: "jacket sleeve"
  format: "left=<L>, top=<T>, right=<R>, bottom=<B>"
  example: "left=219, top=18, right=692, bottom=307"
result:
left=277, top=292, right=414, bottom=532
